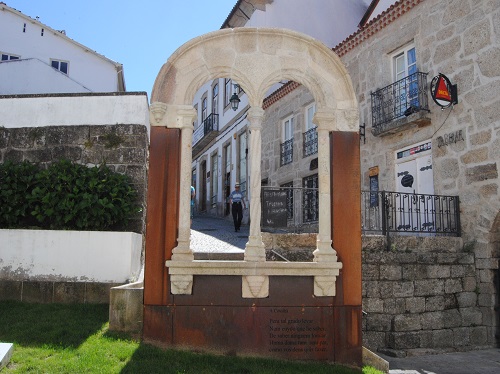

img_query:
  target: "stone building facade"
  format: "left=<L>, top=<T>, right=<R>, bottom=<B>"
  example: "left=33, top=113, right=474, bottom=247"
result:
left=339, top=0, right=499, bottom=352
left=261, top=0, right=499, bottom=353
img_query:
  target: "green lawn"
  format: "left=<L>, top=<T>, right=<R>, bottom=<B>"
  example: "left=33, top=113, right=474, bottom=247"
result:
left=0, top=301, right=382, bottom=373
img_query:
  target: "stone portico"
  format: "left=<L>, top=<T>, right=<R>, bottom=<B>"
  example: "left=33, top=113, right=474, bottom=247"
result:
left=143, top=28, right=362, bottom=364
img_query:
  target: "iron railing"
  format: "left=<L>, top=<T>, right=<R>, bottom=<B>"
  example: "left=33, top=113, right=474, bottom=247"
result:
left=261, top=186, right=318, bottom=233
left=260, top=187, right=461, bottom=236
left=303, top=128, right=318, bottom=157
left=280, top=138, right=293, bottom=166
left=371, top=72, right=430, bottom=130
left=193, top=113, right=219, bottom=145
left=361, top=190, right=460, bottom=236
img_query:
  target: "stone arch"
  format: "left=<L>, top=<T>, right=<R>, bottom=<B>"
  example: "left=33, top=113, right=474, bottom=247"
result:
left=144, top=28, right=362, bottom=364
left=151, top=27, right=358, bottom=127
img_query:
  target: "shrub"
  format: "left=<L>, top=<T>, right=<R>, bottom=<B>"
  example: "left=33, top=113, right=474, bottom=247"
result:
left=0, top=161, right=39, bottom=228
left=0, top=160, right=139, bottom=231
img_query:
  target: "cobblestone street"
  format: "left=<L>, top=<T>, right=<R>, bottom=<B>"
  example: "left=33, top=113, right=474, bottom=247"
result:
left=191, top=213, right=245, bottom=260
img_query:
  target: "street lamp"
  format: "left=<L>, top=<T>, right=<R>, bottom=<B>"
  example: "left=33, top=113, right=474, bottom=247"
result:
left=230, top=84, right=240, bottom=111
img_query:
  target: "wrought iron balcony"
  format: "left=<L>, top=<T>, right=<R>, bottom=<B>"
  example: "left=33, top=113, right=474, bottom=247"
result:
left=303, top=128, right=318, bottom=157
left=371, top=72, right=430, bottom=136
left=192, top=113, right=219, bottom=157
left=280, top=138, right=293, bottom=166
left=361, top=190, right=460, bottom=236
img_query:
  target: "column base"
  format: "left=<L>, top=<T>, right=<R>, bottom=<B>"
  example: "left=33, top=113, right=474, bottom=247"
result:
left=244, top=236, right=266, bottom=262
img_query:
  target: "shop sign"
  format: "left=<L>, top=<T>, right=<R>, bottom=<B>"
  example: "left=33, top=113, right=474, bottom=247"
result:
left=430, top=73, right=458, bottom=108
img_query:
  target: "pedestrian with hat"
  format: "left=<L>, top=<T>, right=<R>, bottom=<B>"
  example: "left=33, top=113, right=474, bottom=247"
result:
left=229, top=182, right=246, bottom=232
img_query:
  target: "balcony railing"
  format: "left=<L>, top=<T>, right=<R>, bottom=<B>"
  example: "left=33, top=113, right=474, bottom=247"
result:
left=192, top=113, right=219, bottom=156
left=260, top=187, right=461, bottom=237
left=371, top=72, right=430, bottom=132
left=362, top=190, right=460, bottom=236
left=303, top=128, right=318, bottom=157
left=280, top=138, right=293, bottom=166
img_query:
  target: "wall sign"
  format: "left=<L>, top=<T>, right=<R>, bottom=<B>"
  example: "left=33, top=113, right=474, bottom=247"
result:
left=396, top=142, right=432, bottom=160
left=262, top=190, right=288, bottom=228
left=430, top=73, right=458, bottom=108
left=437, top=129, right=465, bottom=148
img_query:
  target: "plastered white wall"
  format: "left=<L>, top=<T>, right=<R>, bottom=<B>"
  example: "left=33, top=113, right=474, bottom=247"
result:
left=0, top=230, right=142, bottom=283
left=0, top=94, right=150, bottom=134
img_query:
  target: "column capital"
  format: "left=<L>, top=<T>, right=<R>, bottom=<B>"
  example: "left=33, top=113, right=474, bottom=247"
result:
left=247, top=107, right=265, bottom=131
left=149, top=103, right=197, bottom=130
left=312, top=108, right=336, bottom=131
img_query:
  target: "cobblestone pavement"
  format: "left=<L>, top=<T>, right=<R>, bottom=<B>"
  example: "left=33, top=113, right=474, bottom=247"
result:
left=382, top=348, right=500, bottom=374
left=190, top=213, right=245, bottom=260
left=190, top=214, right=500, bottom=373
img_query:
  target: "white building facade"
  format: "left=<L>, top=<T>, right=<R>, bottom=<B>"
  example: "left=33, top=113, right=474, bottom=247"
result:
left=0, top=2, right=125, bottom=94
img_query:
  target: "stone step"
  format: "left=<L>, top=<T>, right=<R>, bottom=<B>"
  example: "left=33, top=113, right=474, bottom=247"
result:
left=0, top=343, right=13, bottom=370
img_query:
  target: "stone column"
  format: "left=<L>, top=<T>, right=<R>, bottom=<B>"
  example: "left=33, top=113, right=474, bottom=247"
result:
left=150, top=103, right=196, bottom=261
left=312, top=110, right=338, bottom=262
left=244, top=107, right=266, bottom=262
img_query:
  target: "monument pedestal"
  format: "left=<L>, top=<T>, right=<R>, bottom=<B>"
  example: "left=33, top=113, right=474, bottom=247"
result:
left=143, top=275, right=361, bottom=365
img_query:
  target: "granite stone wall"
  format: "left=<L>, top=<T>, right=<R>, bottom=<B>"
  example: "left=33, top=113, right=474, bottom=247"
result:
left=362, top=235, right=497, bottom=356
left=0, top=124, right=148, bottom=233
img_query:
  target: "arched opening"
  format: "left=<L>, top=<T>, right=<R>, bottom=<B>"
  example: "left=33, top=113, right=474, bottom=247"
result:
left=144, top=28, right=361, bottom=364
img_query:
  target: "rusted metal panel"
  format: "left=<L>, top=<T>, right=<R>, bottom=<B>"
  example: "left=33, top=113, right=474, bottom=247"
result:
left=172, top=305, right=335, bottom=360
left=331, top=132, right=362, bottom=306
left=334, top=306, right=363, bottom=367
left=143, top=305, right=173, bottom=345
left=144, top=127, right=180, bottom=306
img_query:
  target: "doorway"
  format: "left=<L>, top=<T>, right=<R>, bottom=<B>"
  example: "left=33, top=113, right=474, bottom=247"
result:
left=201, top=160, right=207, bottom=212
left=394, top=141, right=434, bottom=232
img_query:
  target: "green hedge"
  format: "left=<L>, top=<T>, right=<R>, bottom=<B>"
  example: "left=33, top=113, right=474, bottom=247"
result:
left=0, top=160, right=140, bottom=231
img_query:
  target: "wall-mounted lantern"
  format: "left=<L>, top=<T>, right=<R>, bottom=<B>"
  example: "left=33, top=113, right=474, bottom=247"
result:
left=230, top=84, right=241, bottom=111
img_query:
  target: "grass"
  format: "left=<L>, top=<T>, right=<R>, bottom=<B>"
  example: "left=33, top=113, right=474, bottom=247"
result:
left=0, top=301, right=383, bottom=373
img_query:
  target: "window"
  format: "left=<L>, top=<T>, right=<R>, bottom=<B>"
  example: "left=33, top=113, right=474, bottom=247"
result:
left=281, top=116, right=294, bottom=166
left=51, top=59, right=68, bottom=74
left=303, top=174, right=319, bottom=223
left=393, top=44, right=416, bottom=82
left=305, top=104, right=316, bottom=131
left=211, top=153, right=218, bottom=208
left=1, top=53, right=20, bottom=61
left=303, top=104, right=317, bottom=157
left=281, top=181, right=294, bottom=219
left=224, top=78, right=231, bottom=107
left=212, top=83, right=219, bottom=115
left=238, top=132, right=247, bottom=194
left=201, top=97, right=208, bottom=121
left=392, top=44, right=418, bottom=116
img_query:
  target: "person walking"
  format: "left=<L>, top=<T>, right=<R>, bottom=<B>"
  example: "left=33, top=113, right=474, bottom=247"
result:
left=229, top=183, right=246, bottom=232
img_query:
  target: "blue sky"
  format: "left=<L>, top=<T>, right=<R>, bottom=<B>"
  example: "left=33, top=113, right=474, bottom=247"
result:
left=5, top=0, right=237, bottom=96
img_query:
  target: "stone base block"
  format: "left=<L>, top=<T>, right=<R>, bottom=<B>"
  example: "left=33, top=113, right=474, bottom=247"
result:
left=0, top=343, right=13, bottom=370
